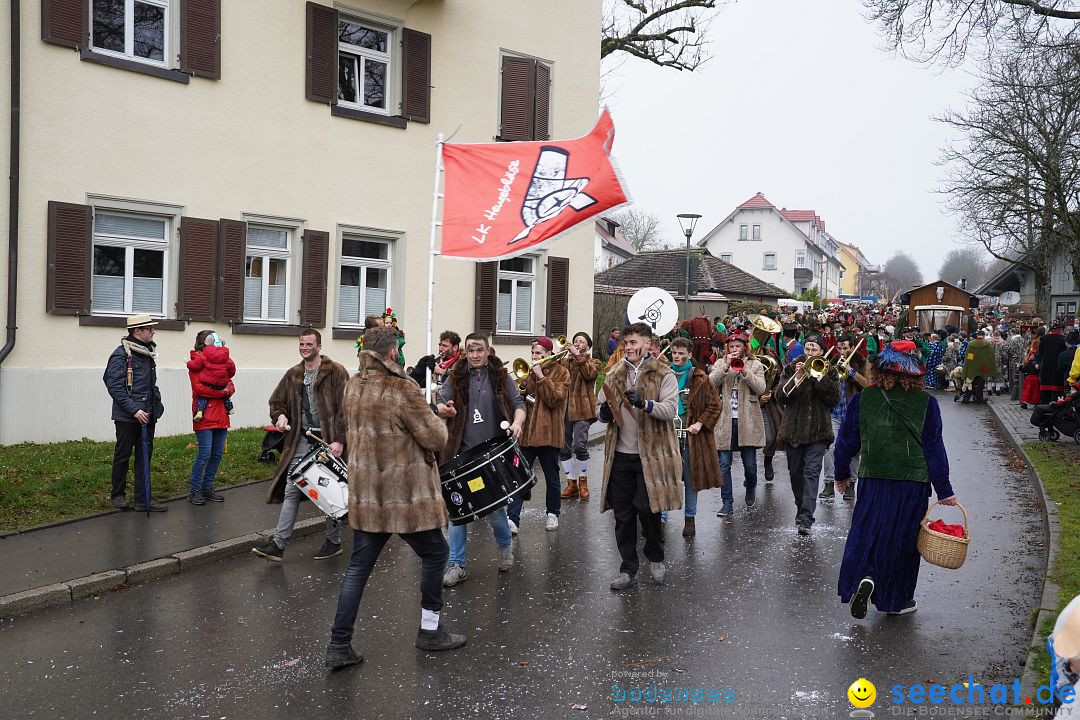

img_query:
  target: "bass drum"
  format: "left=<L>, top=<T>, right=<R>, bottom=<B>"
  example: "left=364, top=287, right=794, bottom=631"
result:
left=439, top=435, right=536, bottom=526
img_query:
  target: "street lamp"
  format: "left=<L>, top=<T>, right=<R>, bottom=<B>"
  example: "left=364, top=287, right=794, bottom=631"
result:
left=677, top=213, right=702, bottom=317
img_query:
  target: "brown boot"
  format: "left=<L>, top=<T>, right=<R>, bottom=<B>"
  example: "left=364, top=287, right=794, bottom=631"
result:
left=682, top=517, right=696, bottom=537
left=560, top=479, right=578, bottom=498
left=577, top=476, right=590, bottom=500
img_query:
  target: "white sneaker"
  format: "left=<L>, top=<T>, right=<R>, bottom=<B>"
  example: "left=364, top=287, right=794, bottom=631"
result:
left=545, top=513, right=559, bottom=531
left=508, top=518, right=519, bottom=536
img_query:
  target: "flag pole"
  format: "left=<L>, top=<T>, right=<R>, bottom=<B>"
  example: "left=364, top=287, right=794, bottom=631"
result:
left=425, top=134, right=445, bottom=401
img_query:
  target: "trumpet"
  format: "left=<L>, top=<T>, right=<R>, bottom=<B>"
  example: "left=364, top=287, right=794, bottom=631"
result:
left=780, top=347, right=835, bottom=396
left=510, top=336, right=570, bottom=379
left=730, top=357, right=744, bottom=373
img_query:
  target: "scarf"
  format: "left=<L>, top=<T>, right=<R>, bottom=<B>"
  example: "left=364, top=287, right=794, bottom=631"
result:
left=121, top=336, right=158, bottom=361
left=670, top=359, right=693, bottom=415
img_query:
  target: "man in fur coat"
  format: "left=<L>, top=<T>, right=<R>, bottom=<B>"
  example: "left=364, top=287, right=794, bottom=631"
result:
left=558, top=332, right=601, bottom=500
left=325, top=327, right=464, bottom=669
left=665, top=337, right=722, bottom=538
left=252, top=329, right=350, bottom=562
left=596, top=322, right=682, bottom=590
left=776, top=334, right=841, bottom=535
left=508, top=337, right=570, bottom=532
left=436, top=333, right=526, bottom=587
left=709, top=330, right=767, bottom=518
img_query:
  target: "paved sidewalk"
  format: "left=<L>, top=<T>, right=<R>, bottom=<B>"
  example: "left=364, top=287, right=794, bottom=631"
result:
left=984, top=392, right=1042, bottom=443
left=0, top=479, right=326, bottom=617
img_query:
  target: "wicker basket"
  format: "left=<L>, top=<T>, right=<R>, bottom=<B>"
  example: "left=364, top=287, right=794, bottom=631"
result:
left=917, top=501, right=969, bottom=569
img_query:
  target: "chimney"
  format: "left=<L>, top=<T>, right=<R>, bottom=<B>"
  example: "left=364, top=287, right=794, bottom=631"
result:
left=960, top=277, right=967, bottom=290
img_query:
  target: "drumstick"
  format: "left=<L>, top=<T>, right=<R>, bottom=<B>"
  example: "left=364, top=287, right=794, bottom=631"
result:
left=500, top=421, right=510, bottom=430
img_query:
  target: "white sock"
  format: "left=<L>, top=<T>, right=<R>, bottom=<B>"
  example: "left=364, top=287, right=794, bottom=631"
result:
left=421, top=608, right=439, bottom=631
left=561, top=459, right=575, bottom=478
left=577, top=459, right=589, bottom=476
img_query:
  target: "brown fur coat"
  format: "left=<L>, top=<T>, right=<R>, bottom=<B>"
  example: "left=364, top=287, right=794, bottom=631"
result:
left=344, top=351, right=449, bottom=533
left=684, top=367, right=724, bottom=491
left=441, top=354, right=515, bottom=460
left=522, top=361, right=570, bottom=448
left=599, top=359, right=684, bottom=513
left=559, top=354, right=600, bottom=422
left=266, top=355, right=350, bottom=503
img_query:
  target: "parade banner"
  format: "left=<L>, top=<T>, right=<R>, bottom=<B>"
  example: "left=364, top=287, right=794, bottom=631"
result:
left=440, top=109, right=630, bottom=261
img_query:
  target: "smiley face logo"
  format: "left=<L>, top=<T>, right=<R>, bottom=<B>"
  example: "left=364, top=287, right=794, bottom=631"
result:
left=847, top=678, right=876, bottom=708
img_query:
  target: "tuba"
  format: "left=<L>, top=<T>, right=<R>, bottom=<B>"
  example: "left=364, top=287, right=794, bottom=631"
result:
left=748, top=314, right=782, bottom=387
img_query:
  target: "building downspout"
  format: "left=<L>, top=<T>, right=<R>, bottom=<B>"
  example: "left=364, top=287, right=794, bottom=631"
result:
left=1, top=0, right=18, bottom=370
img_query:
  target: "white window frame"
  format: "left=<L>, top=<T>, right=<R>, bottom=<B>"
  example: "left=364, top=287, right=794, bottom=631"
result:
left=90, top=209, right=171, bottom=317
left=763, top=252, right=777, bottom=271
left=337, top=13, right=399, bottom=116
left=720, top=253, right=733, bottom=264
left=244, top=224, right=293, bottom=324
left=497, top=255, right=536, bottom=335
left=739, top=224, right=749, bottom=241
left=795, top=249, right=808, bottom=269
left=89, top=0, right=171, bottom=68
left=337, top=232, right=394, bottom=327
left=752, top=224, right=761, bottom=240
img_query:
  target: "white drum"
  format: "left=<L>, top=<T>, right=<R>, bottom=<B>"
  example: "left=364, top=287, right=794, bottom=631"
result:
left=292, top=446, right=349, bottom=520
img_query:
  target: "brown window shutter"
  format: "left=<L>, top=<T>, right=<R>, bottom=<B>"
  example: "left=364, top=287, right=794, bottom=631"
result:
left=216, top=219, right=246, bottom=322
left=41, top=0, right=86, bottom=48
left=177, top=217, right=220, bottom=322
left=545, top=256, right=569, bottom=338
left=534, top=62, right=551, bottom=142
left=499, top=55, right=535, bottom=141
left=306, top=1, right=338, bottom=104
left=401, top=28, right=431, bottom=123
left=474, top=261, right=498, bottom=336
left=180, top=0, right=221, bottom=79
left=300, top=230, right=329, bottom=327
left=46, top=200, right=92, bottom=315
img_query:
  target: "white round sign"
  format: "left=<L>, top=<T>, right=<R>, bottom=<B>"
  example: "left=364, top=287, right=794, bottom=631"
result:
left=626, top=287, right=679, bottom=335
left=999, top=291, right=1021, bottom=306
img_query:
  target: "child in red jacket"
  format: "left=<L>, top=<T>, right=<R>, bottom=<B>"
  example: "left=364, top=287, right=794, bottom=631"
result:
left=187, top=333, right=236, bottom=421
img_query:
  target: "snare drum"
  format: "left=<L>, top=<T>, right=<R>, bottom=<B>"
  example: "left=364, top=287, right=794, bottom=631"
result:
left=291, top=446, right=350, bottom=520
left=439, top=435, right=536, bottom=526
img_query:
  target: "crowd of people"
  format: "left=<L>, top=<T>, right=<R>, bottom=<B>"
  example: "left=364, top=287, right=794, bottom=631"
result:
left=99, top=299, right=1080, bottom=673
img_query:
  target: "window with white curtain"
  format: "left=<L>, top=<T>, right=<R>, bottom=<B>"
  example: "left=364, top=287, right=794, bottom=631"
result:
left=763, top=253, right=777, bottom=271
left=91, top=0, right=170, bottom=67
left=795, top=249, right=807, bottom=268
left=338, top=235, right=392, bottom=326
left=91, top=211, right=168, bottom=316
left=497, top=256, right=534, bottom=333
left=245, top=225, right=291, bottom=322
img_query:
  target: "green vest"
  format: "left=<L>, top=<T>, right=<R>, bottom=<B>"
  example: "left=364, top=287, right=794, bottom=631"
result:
left=858, top=386, right=930, bottom=483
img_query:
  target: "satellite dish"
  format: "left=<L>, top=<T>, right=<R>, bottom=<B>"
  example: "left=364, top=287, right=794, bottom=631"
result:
left=999, top=291, right=1021, bottom=306
left=627, top=287, right=679, bottom=336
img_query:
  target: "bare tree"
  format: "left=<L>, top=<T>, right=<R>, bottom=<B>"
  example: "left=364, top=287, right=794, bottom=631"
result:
left=937, top=43, right=1080, bottom=312
left=601, top=0, right=722, bottom=71
left=608, top=207, right=667, bottom=252
left=864, top=0, right=1080, bottom=62
left=884, top=251, right=925, bottom=291
left=938, top=246, right=992, bottom=287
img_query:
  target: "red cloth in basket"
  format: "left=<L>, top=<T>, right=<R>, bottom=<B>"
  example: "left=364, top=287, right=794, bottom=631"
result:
left=928, top=519, right=966, bottom=539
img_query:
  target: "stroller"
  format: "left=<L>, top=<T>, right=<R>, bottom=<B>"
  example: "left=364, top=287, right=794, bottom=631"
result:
left=1030, top=385, right=1080, bottom=443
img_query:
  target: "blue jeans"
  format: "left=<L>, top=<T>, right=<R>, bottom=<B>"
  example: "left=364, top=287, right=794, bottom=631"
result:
left=661, top=441, right=696, bottom=521
left=719, top=419, right=758, bottom=504
left=508, top=445, right=562, bottom=525
left=189, top=428, right=227, bottom=494
left=448, top=507, right=512, bottom=568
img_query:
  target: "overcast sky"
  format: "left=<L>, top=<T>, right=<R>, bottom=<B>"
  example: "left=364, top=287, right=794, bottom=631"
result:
left=604, top=0, right=982, bottom=280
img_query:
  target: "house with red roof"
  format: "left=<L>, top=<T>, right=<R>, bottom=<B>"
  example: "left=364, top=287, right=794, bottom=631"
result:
left=698, top=192, right=846, bottom=298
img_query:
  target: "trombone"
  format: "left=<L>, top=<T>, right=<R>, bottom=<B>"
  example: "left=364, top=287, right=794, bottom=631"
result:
left=835, top=337, right=865, bottom=375
left=780, top=347, right=835, bottom=396
left=510, top=336, right=569, bottom=402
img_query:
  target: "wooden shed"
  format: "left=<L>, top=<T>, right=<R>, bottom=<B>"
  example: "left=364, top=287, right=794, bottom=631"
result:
left=903, top=281, right=979, bottom=331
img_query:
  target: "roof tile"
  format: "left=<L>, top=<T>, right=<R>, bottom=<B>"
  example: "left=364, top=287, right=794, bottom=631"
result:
left=594, top=249, right=788, bottom=300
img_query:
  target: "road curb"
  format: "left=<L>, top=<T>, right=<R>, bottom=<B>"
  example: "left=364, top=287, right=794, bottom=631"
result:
left=0, top=515, right=327, bottom=620
left=986, top=400, right=1061, bottom=695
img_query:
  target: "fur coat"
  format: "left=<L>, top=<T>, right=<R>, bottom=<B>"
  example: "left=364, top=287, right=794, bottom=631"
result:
left=710, top=356, right=767, bottom=450
left=598, top=358, right=683, bottom=513
left=684, top=366, right=724, bottom=492
left=775, top=354, right=841, bottom=447
left=559, top=354, right=600, bottom=422
left=344, top=351, right=449, bottom=534
left=522, top=361, right=570, bottom=448
left=266, top=355, right=350, bottom=503
left=441, top=354, right=515, bottom=460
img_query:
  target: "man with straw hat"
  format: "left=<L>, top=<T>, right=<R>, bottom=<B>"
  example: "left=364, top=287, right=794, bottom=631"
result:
left=834, top=340, right=958, bottom=619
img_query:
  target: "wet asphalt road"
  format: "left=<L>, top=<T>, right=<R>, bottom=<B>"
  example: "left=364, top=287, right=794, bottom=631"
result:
left=0, top=397, right=1045, bottom=719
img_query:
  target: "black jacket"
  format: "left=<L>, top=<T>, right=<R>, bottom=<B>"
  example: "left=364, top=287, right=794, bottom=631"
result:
left=775, top=354, right=841, bottom=446
left=103, top=338, right=165, bottom=424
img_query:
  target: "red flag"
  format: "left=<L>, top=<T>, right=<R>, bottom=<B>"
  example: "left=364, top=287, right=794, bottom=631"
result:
left=440, top=109, right=630, bottom=261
